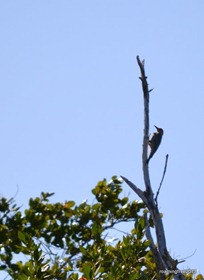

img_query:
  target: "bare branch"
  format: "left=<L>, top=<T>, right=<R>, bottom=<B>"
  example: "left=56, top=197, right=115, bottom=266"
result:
left=155, top=154, right=169, bottom=204
left=120, top=176, right=148, bottom=205
left=136, top=56, right=152, bottom=195
left=144, top=213, right=166, bottom=277
left=122, top=57, right=186, bottom=280
left=177, top=249, right=196, bottom=263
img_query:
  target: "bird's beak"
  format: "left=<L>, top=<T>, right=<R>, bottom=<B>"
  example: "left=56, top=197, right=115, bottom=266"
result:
left=154, top=125, right=159, bottom=130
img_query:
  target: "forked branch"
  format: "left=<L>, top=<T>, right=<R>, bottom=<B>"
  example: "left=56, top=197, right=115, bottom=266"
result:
left=121, top=56, right=185, bottom=280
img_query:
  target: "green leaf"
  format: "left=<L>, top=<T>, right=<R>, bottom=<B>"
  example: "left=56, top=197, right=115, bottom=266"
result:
left=18, top=231, right=26, bottom=243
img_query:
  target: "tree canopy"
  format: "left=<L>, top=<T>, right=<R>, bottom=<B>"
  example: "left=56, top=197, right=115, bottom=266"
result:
left=0, top=177, right=202, bottom=279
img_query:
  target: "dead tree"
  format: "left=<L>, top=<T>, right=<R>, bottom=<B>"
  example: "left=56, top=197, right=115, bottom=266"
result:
left=121, top=56, right=185, bottom=280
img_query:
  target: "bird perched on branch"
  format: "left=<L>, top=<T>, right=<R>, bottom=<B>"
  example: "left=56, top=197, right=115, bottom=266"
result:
left=146, top=125, right=164, bottom=164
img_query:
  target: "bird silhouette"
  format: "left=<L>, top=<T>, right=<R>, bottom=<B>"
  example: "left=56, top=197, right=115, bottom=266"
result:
left=146, top=125, right=164, bottom=164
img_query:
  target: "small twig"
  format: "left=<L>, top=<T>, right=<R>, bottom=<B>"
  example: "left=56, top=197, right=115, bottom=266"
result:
left=155, top=154, right=169, bottom=204
left=177, top=249, right=196, bottom=263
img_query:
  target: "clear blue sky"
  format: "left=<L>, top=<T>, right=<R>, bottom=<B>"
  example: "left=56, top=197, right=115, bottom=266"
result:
left=0, top=1, right=203, bottom=275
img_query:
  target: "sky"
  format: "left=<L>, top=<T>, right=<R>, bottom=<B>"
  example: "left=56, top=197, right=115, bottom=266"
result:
left=0, top=0, right=203, bottom=276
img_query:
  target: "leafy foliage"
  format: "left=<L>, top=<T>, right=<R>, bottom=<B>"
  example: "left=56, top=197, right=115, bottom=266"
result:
left=0, top=177, right=202, bottom=279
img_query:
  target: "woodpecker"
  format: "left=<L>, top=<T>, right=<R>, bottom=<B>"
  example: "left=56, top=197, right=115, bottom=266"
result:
left=146, top=125, right=164, bottom=164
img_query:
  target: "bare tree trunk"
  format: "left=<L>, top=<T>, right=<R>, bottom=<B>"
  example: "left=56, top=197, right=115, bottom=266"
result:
left=121, top=56, right=185, bottom=280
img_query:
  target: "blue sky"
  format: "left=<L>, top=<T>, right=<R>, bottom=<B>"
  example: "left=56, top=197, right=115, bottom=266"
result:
left=0, top=1, right=203, bottom=275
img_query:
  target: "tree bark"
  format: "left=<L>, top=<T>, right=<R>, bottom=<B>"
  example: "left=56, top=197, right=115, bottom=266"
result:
left=121, top=56, right=185, bottom=280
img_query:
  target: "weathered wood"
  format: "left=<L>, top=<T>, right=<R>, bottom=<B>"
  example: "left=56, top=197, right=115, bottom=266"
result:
left=121, top=56, right=185, bottom=280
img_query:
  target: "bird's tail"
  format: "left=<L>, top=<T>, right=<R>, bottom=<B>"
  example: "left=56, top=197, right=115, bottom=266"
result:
left=146, top=155, right=152, bottom=165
